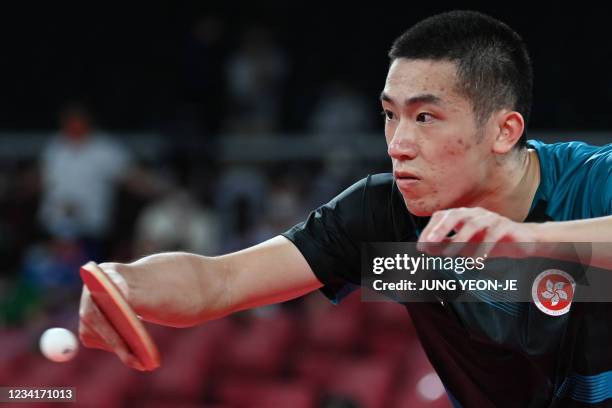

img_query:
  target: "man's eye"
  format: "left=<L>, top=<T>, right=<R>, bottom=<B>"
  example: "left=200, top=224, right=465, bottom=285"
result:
left=416, top=112, right=434, bottom=123
left=381, top=110, right=395, bottom=121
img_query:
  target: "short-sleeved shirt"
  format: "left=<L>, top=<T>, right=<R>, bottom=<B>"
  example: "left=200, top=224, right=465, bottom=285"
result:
left=283, top=140, right=612, bottom=407
left=40, top=133, right=131, bottom=238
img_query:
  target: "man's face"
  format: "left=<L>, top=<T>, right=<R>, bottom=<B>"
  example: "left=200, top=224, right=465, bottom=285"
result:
left=61, top=113, right=91, bottom=142
left=381, top=58, right=493, bottom=216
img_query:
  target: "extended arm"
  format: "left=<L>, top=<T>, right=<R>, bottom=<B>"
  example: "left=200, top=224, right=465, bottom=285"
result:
left=78, top=236, right=322, bottom=369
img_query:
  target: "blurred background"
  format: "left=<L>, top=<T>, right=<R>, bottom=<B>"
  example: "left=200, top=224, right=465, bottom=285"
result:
left=0, top=2, right=610, bottom=407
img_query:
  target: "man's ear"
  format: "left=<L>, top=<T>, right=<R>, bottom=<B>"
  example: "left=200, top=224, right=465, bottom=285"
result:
left=491, top=110, right=525, bottom=154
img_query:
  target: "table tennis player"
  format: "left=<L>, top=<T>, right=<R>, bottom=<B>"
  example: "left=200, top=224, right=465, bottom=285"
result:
left=78, top=10, right=612, bottom=407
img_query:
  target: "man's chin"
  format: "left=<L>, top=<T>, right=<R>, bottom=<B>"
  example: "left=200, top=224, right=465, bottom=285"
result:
left=403, top=197, right=441, bottom=217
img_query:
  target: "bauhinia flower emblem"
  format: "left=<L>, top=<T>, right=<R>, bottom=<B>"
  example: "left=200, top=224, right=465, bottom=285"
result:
left=540, top=279, right=568, bottom=306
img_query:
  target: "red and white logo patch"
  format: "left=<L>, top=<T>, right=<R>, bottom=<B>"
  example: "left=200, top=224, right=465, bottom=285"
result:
left=531, top=269, right=575, bottom=316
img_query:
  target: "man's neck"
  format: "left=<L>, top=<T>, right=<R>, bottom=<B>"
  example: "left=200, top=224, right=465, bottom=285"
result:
left=470, top=148, right=541, bottom=222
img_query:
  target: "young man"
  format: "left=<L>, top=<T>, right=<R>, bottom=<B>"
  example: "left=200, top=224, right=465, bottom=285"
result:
left=79, top=11, right=612, bottom=407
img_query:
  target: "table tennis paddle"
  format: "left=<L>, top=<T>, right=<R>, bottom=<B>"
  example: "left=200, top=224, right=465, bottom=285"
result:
left=80, top=261, right=160, bottom=371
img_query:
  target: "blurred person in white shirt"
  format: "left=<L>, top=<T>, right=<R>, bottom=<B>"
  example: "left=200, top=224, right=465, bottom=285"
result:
left=39, top=103, right=166, bottom=242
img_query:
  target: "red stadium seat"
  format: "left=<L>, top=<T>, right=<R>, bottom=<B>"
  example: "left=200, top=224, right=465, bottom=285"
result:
left=367, top=330, right=418, bottom=360
left=391, top=341, right=452, bottom=408
left=326, top=357, right=398, bottom=408
left=220, top=311, right=295, bottom=377
left=293, top=351, right=347, bottom=388
left=363, top=302, right=415, bottom=335
left=217, top=378, right=316, bottom=408
left=73, top=356, right=140, bottom=406
left=0, top=329, right=31, bottom=383
left=303, top=294, right=363, bottom=352
left=148, top=320, right=234, bottom=401
left=9, top=355, right=76, bottom=386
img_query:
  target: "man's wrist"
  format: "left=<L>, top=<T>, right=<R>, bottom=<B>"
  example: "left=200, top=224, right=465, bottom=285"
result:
left=530, top=221, right=554, bottom=243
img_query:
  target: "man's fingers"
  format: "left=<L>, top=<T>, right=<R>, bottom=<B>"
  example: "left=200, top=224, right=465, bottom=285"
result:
left=79, top=288, right=105, bottom=348
left=78, top=286, right=144, bottom=371
left=87, top=297, right=141, bottom=367
left=450, top=215, right=495, bottom=243
left=79, top=322, right=112, bottom=352
left=418, top=211, right=444, bottom=243
left=420, top=210, right=457, bottom=242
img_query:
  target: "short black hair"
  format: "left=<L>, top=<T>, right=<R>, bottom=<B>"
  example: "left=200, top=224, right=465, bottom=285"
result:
left=389, top=10, right=532, bottom=148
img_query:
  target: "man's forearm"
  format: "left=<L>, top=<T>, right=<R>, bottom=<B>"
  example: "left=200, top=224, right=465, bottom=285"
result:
left=533, top=215, right=612, bottom=269
left=109, top=237, right=320, bottom=328
left=535, top=215, right=612, bottom=242
left=122, top=252, right=233, bottom=326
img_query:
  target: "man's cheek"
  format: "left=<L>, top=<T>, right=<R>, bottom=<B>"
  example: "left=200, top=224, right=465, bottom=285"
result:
left=442, top=142, right=466, bottom=157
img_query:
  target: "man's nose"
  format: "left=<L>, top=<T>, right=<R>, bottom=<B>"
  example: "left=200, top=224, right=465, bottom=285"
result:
left=387, top=129, right=418, bottom=160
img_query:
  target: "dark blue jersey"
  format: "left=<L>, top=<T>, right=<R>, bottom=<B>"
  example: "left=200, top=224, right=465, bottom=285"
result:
left=283, top=140, right=612, bottom=407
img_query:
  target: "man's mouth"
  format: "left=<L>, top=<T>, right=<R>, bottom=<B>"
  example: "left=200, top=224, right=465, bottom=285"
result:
left=394, top=170, right=421, bottom=180
left=394, top=171, right=422, bottom=190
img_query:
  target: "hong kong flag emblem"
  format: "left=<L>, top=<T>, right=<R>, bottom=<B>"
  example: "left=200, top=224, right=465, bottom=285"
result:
left=532, top=269, right=575, bottom=316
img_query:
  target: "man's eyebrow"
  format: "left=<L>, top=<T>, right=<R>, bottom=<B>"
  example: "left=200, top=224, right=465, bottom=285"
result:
left=380, top=92, right=443, bottom=107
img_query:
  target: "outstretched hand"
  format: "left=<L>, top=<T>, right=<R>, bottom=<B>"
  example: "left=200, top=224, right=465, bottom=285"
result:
left=417, top=207, right=539, bottom=258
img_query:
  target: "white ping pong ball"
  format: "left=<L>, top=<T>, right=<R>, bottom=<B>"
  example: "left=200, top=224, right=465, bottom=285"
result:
left=39, top=327, right=79, bottom=362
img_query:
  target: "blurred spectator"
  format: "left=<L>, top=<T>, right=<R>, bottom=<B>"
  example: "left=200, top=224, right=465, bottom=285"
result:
left=38, top=104, right=132, bottom=241
left=38, top=103, right=167, bottom=244
left=22, top=239, right=87, bottom=289
left=18, top=103, right=170, bottom=315
left=309, top=80, right=372, bottom=135
left=20, top=237, right=88, bottom=316
left=134, top=189, right=221, bottom=257
left=224, top=27, right=289, bottom=133
left=132, top=148, right=220, bottom=257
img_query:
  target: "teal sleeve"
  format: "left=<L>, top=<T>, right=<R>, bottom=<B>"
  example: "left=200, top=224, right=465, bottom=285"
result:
left=602, top=164, right=612, bottom=216
left=587, top=144, right=612, bottom=216
left=528, top=140, right=612, bottom=219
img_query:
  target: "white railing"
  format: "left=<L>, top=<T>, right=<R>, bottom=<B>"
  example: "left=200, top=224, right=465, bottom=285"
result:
left=0, top=131, right=609, bottom=161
